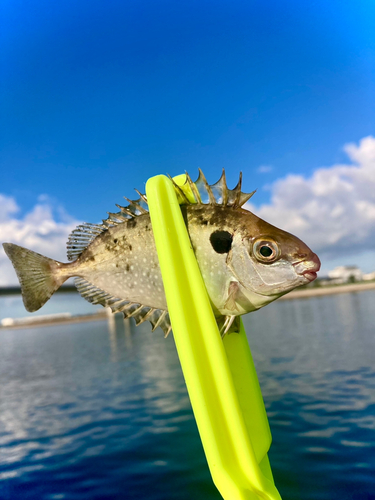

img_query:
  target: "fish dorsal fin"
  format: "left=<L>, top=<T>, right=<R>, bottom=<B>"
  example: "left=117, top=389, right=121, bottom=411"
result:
left=67, top=223, right=107, bottom=261
left=67, top=169, right=253, bottom=261
left=66, top=193, right=149, bottom=260
left=74, top=277, right=172, bottom=337
left=171, top=169, right=256, bottom=208
left=101, top=194, right=149, bottom=226
left=103, top=169, right=254, bottom=227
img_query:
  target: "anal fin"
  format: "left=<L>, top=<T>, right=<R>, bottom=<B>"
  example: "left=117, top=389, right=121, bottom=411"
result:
left=75, top=278, right=171, bottom=336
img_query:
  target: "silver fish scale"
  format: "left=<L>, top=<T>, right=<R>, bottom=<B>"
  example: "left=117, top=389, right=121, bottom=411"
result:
left=76, top=215, right=167, bottom=311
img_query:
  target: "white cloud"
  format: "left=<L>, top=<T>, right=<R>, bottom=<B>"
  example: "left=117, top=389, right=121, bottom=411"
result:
left=0, top=198, right=80, bottom=286
left=257, top=165, right=273, bottom=174
left=0, top=194, right=19, bottom=222
left=246, top=136, right=375, bottom=273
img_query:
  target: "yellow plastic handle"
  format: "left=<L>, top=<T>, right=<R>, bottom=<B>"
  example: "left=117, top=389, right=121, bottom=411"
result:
left=146, top=174, right=282, bottom=500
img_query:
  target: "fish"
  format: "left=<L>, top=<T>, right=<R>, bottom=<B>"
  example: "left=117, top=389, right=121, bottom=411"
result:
left=2, top=170, right=320, bottom=336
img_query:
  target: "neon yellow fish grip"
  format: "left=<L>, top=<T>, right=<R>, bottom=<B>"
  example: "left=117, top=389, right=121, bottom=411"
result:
left=146, top=174, right=282, bottom=500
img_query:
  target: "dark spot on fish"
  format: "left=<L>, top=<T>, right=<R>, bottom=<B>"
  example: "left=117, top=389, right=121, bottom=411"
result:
left=83, top=249, right=96, bottom=261
left=129, top=244, right=132, bottom=251
left=126, top=264, right=130, bottom=271
left=196, top=214, right=209, bottom=226
left=210, top=230, right=233, bottom=254
left=114, top=239, right=118, bottom=244
left=127, top=219, right=137, bottom=228
left=116, top=263, right=119, bottom=268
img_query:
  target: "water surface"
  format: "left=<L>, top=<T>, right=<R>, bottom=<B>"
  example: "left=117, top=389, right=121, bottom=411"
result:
left=0, top=290, right=374, bottom=499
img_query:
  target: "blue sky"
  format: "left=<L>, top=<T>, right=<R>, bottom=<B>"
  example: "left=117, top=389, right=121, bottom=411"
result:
left=1, top=0, right=375, bottom=283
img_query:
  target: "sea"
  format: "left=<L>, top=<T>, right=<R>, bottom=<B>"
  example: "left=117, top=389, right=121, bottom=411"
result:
left=0, top=290, right=374, bottom=500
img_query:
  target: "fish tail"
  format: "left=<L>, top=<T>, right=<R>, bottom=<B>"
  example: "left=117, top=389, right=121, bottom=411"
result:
left=3, top=243, right=70, bottom=312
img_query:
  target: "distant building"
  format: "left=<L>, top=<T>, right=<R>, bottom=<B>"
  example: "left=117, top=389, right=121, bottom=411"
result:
left=328, top=265, right=363, bottom=283
left=363, top=271, right=375, bottom=281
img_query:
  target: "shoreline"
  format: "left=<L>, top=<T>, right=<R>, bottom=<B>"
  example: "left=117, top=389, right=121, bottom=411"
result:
left=279, top=281, right=375, bottom=300
left=1, top=281, right=374, bottom=330
left=0, top=310, right=111, bottom=330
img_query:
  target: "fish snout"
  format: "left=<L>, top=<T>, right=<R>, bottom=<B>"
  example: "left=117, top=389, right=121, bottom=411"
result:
left=301, top=253, right=321, bottom=282
left=293, top=253, right=321, bottom=282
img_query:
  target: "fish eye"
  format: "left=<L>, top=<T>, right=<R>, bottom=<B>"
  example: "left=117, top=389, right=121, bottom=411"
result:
left=253, top=239, right=280, bottom=263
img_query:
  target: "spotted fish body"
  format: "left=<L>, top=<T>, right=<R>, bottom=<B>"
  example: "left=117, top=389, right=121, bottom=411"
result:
left=3, top=170, right=321, bottom=336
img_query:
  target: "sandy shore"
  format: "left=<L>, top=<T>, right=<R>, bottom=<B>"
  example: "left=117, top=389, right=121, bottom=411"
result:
left=279, top=281, right=375, bottom=300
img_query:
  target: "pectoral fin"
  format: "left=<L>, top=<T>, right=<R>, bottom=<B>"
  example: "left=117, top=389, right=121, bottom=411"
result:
left=224, top=280, right=240, bottom=311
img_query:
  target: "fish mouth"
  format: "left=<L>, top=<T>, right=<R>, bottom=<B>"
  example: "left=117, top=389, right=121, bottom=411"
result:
left=302, top=270, right=318, bottom=282
left=295, top=253, right=321, bottom=282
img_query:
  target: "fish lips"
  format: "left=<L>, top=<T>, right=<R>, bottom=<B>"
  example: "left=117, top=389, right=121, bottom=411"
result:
left=303, top=270, right=318, bottom=282
left=295, top=253, right=321, bottom=282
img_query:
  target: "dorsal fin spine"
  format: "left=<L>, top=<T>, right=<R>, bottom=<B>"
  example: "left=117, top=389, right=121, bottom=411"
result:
left=134, top=189, right=148, bottom=204
left=185, top=172, right=201, bottom=203
left=168, top=176, right=190, bottom=204
left=123, top=196, right=148, bottom=214
left=198, top=168, right=216, bottom=204
left=232, top=172, right=243, bottom=208
left=115, top=204, right=135, bottom=218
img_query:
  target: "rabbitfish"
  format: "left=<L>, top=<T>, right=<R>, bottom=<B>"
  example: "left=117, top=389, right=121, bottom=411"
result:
left=3, top=170, right=320, bottom=336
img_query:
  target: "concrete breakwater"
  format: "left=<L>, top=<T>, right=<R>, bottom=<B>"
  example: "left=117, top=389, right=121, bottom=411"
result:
left=0, top=310, right=110, bottom=329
